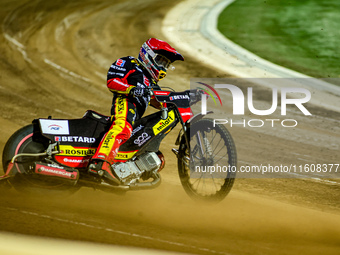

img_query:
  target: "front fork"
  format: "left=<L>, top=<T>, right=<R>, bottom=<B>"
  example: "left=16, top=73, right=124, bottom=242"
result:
left=172, top=126, right=213, bottom=169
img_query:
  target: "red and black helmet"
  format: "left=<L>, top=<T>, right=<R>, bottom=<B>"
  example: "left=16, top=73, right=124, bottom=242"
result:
left=138, top=38, right=184, bottom=81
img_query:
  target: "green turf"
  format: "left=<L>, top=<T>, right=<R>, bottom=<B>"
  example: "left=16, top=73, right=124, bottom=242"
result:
left=217, top=0, right=340, bottom=78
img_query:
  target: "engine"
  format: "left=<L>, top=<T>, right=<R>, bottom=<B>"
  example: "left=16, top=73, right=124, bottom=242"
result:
left=112, top=152, right=162, bottom=185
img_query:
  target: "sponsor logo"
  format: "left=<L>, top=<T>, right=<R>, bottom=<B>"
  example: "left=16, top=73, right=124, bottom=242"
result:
left=143, top=43, right=151, bottom=53
left=154, top=91, right=171, bottom=96
left=115, top=151, right=137, bottom=160
left=143, top=75, right=150, bottom=86
left=111, top=65, right=126, bottom=71
left=180, top=112, right=192, bottom=116
left=63, top=158, right=90, bottom=164
left=136, top=66, right=143, bottom=73
left=169, top=95, right=190, bottom=101
left=134, top=132, right=151, bottom=147
left=116, top=58, right=126, bottom=67
left=102, top=130, right=115, bottom=149
left=137, top=82, right=146, bottom=89
left=153, top=111, right=175, bottom=135
left=40, top=119, right=69, bottom=135
left=37, top=165, right=76, bottom=179
left=116, top=153, right=128, bottom=159
left=48, top=124, right=62, bottom=131
left=58, top=146, right=96, bottom=156
left=55, top=136, right=96, bottom=143
left=116, top=96, right=125, bottom=113
left=156, top=117, right=173, bottom=131
left=131, top=124, right=144, bottom=136
left=108, top=71, right=124, bottom=77
left=47, top=164, right=64, bottom=169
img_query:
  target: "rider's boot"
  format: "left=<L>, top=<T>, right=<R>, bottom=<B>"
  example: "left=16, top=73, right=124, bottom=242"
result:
left=88, top=119, right=132, bottom=185
left=88, top=160, right=118, bottom=185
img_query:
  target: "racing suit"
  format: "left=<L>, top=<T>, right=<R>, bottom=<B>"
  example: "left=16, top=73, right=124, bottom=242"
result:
left=90, top=56, right=160, bottom=171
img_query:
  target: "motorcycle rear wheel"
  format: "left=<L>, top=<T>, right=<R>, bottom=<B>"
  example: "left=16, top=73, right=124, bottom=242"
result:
left=2, top=124, right=79, bottom=195
left=178, top=118, right=237, bottom=202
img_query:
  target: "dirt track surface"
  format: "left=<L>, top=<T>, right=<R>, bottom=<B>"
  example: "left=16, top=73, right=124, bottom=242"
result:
left=0, top=0, right=339, bottom=254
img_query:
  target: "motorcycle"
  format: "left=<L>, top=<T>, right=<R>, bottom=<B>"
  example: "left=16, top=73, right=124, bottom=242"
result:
left=0, top=87, right=237, bottom=201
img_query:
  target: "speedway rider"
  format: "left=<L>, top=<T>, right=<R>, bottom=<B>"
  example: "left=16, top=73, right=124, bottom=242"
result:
left=88, top=38, right=184, bottom=183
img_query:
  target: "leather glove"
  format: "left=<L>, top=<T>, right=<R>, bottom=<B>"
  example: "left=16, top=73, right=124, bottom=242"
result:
left=189, top=89, right=203, bottom=104
left=130, top=87, right=148, bottom=97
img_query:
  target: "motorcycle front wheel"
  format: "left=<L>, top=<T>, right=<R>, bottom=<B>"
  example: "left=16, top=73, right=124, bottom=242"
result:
left=178, top=118, right=237, bottom=202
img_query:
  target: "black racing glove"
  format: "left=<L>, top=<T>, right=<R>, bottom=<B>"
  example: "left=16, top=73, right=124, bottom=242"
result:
left=189, top=89, right=204, bottom=105
left=129, top=87, right=148, bottom=97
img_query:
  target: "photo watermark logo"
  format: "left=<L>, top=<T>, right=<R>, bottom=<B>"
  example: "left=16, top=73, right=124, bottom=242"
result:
left=192, top=78, right=312, bottom=128
left=186, top=78, right=340, bottom=180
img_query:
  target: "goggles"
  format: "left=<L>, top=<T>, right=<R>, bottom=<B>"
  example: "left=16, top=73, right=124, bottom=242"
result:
left=154, top=54, right=171, bottom=69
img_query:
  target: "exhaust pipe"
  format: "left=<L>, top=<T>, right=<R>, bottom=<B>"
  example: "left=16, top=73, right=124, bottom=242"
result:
left=129, top=172, right=161, bottom=190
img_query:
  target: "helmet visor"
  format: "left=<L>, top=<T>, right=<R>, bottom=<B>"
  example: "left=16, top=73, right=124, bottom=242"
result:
left=154, top=54, right=171, bottom=69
